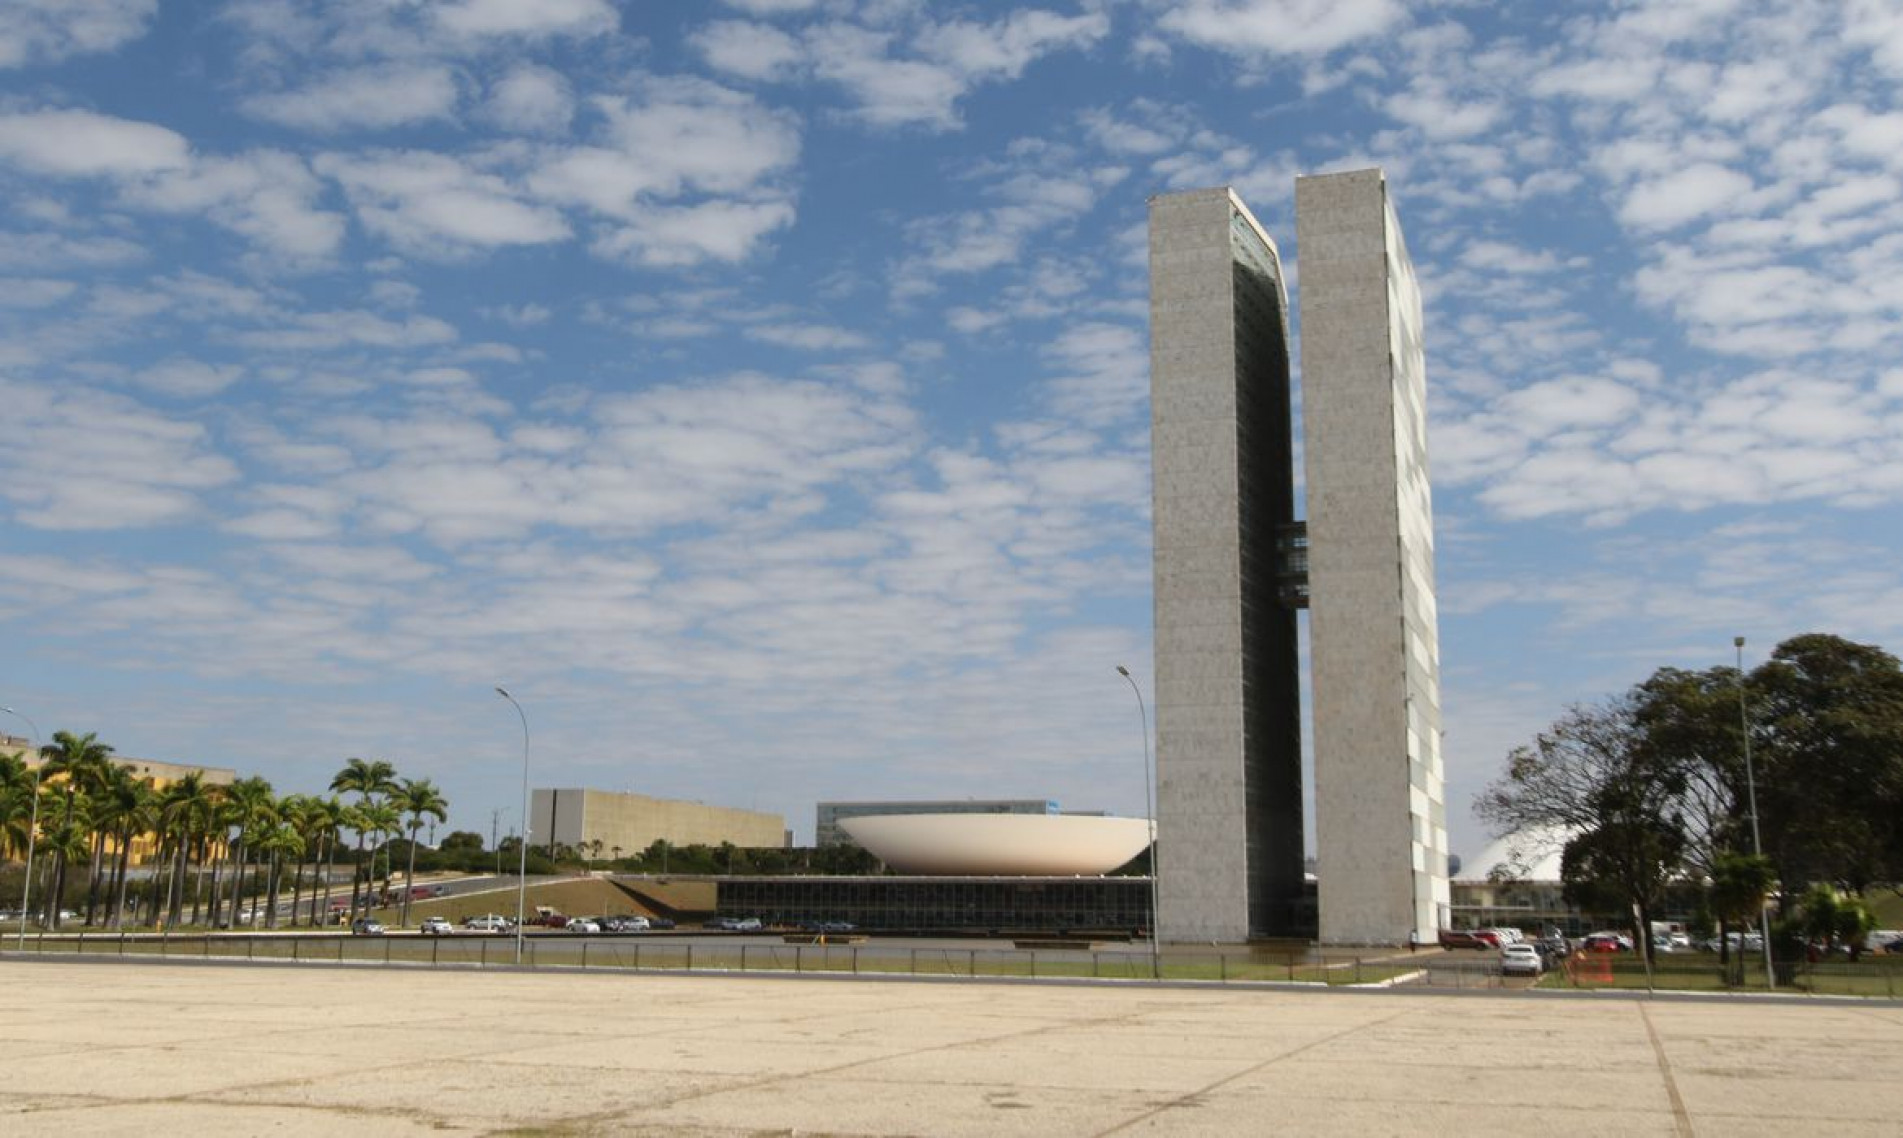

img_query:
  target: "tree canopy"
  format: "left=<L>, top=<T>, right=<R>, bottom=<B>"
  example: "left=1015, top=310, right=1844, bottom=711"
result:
left=1480, top=633, right=1903, bottom=958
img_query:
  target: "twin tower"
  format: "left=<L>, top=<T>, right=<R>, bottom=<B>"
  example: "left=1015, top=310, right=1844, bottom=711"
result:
left=1148, top=170, right=1448, bottom=946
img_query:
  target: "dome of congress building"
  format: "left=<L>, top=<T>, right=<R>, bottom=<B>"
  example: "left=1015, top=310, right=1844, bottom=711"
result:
left=838, top=813, right=1154, bottom=876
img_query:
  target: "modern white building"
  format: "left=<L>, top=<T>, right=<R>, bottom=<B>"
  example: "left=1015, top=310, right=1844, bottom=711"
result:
left=1298, top=169, right=1450, bottom=946
left=1146, top=169, right=1447, bottom=946
left=1147, top=188, right=1306, bottom=941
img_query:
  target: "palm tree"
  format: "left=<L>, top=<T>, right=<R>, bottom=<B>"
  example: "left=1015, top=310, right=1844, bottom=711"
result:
left=38, top=731, right=115, bottom=929
left=156, top=772, right=217, bottom=932
left=312, top=796, right=348, bottom=926
left=330, top=758, right=397, bottom=917
left=359, top=800, right=402, bottom=909
left=221, top=777, right=277, bottom=926
left=91, top=768, right=154, bottom=929
left=393, top=778, right=449, bottom=926
left=276, top=794, right=318, bottom=926
left=255, top=819, right=304, bottom=929
left=0, top=753, right=42, bottom=859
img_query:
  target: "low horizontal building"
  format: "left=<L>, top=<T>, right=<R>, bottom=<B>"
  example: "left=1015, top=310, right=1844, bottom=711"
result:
left=531, top=788, right=785, bottom=857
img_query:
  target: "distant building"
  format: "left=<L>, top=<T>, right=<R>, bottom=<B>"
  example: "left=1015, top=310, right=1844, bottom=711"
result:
left=1, top=733, right=237, bottom=866
left=530, top=788, right=785, bottom=857
left=816, top=799, right=1059, bottom=848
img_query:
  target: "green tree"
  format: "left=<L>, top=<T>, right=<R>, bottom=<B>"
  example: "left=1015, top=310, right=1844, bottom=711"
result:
left=392, top=777, right=448, bottom=926
left=37, top=731, right=115, bottom=929
left=1750, top=635, right=1903, bottom=893
left=1479, top=696, right=1693, bottom=965
left=1707, top=851, right=1774, bottom=982
left=329, top=758, right=397, bottom=916
left=440, top=830, right=484, bottom=853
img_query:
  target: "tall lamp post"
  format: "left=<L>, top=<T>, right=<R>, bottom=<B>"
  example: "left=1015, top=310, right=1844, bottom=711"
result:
left=495, top=687, right=530, bottom=966
left=2, top=706, right=42, bottom=952
left=1733, top=638, right=1776, bottom=990
left=1115, top=665, right=1162, bottom=979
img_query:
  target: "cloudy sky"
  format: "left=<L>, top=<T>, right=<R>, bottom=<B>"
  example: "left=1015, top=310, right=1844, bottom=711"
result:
left=3, top=0, right=1901, bottom=857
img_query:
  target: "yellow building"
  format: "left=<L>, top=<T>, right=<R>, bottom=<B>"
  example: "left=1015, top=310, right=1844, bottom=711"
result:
left=2, top=733, right=237, bottom=865
left=530, top=788, right=786, bottom=858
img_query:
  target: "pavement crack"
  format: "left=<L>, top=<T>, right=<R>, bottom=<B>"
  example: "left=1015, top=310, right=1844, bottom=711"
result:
left=1638, top=1001, right=1696, bottom=1138
left=1090, top=1006, right=1419, bottom=1136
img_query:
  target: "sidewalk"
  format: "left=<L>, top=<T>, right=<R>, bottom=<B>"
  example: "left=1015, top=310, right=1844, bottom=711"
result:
left=3, top=958, right=1899, bottom=1135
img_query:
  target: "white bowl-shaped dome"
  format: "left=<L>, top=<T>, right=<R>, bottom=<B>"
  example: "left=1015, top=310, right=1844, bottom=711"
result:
left=839, top=813, right=1154, bottom=876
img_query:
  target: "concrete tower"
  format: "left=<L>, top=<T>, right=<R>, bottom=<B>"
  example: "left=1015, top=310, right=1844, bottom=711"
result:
left=1297, top=168, right=1448, bottom=945
left=1147, top=187, right=1307, bottom=942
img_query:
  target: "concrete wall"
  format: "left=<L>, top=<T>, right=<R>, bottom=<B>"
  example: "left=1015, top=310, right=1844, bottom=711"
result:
left=532, top=789, right=785, bottom=856
left=1148, top=187, right=1306, bottom=942
left=1297, top=168, right=1449, bottom=945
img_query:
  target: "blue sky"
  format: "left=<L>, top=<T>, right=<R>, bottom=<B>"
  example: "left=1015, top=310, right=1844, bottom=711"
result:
left=3, top=0, right=1901, bottom=858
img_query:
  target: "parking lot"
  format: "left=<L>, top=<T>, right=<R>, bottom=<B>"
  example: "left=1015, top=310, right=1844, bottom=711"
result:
left=4, top=957, right=1901, bottom=1135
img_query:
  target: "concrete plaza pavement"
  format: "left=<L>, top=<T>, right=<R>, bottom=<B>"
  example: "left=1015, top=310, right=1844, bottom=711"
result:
left=2, top=958, right=1900, bottom=1136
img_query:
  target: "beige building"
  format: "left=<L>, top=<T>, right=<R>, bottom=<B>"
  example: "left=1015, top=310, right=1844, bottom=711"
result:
left=2, top=733, right=237, bottom=865
left=530, top=788, right=785, bottom=857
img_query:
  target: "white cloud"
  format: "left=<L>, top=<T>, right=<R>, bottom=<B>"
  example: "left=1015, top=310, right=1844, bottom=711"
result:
left=433, top=0, right=617, bottom=40
left=0, top=277, right=76, bottom=307
left=245, top=63, right=461, bottom=133
left=1156, top=0, right=1403, bottom=58
left=133, top=358, right=246, bottom=399
left=484, top=65, right=575, bottom=134
left=1620, top=162, right=1755, bottom=230
left=130, top=150, right=346, bottom=260
left=0, top=108, right=188, bottom=176
left=692, top=20, right=804, bottom=82
left=808, top=10, right=1109, bottom=130
left=592, top=199, right=797, bottom=267
left=317, top=150, right=571, bottom=255
left=0, top=0, right=155, bottom=69
left=0, top=380, right=238, bottom=529
left=746, top=323, right=870, bottom=350
left=233, top=308, right=458, bottom=351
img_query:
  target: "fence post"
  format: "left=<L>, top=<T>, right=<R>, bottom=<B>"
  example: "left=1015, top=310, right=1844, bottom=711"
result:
left=741, top=944, right=748, bottom=973
left=581, top=941, right=588, bottom=970
left=1220, top=952, right=1227, bottom=983
left=796, top=945, right=803, bottom=973
left=686, top=943, right=693, bottom=972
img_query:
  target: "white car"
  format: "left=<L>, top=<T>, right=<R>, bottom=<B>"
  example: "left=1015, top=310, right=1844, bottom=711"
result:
left=420, top=917, right=453, bottom=936
left=462, top=914, right=511, bottom=932
left=1500, top=943, right=1544, bottom=976
left=565, top=917, right=601, bottom=934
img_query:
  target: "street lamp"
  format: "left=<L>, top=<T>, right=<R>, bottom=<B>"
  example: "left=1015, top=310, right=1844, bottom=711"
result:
left=495, top=686, right=530, bottom=966
left=1733, top=637, right=1776, bottom=990
left=1115, top=665, right=1162, bottom=979
left=2, top=706, right=42, bottom=952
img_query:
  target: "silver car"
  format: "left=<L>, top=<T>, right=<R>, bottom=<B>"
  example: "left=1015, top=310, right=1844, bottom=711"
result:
left=1500, top=943, right=1544, bottom=976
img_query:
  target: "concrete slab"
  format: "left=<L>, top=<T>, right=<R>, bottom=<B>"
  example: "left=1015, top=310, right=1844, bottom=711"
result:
left=3, top=959, right=1901, bottom=1136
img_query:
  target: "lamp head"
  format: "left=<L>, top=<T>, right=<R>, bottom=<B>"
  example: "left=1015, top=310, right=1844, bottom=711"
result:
left=1115, top=665, right=1130, bottom=677
left=494, top=686, right=512, bottom=699
left=1733, top=636, right=1745, bottom=649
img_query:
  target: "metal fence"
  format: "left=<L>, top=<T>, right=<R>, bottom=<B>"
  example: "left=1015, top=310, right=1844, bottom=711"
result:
left=4, top=932, right=1898, bottom=997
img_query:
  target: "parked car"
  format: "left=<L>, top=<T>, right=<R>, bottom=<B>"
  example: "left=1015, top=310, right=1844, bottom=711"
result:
left=420, top=917, right=453, bottom=936
left=1437, top=928, right=1488, bottom=950
left=647, top=916, right=677, bottom=930
left=463, top=914, right=512, bottom=932
left=1500, top=943, right=1544, bottom=976
left=604, top=915, right=650, bottom=932
left=1582, top=932, right=1631, bottom=953
left=351, top=918, right=385, bottom=936
left=565, top=917, right=602, bottom=934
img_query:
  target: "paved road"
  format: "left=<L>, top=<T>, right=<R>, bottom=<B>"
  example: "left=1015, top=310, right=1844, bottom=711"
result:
left=3, top=957, right=1900, bottom=1135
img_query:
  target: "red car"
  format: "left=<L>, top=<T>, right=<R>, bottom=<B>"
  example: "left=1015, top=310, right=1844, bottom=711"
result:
left=1437, top=929, right=1489, bottom=950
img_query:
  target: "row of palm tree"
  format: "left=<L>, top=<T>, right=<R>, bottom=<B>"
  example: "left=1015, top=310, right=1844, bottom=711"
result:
left=1, top=735, right=448, bottom=931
